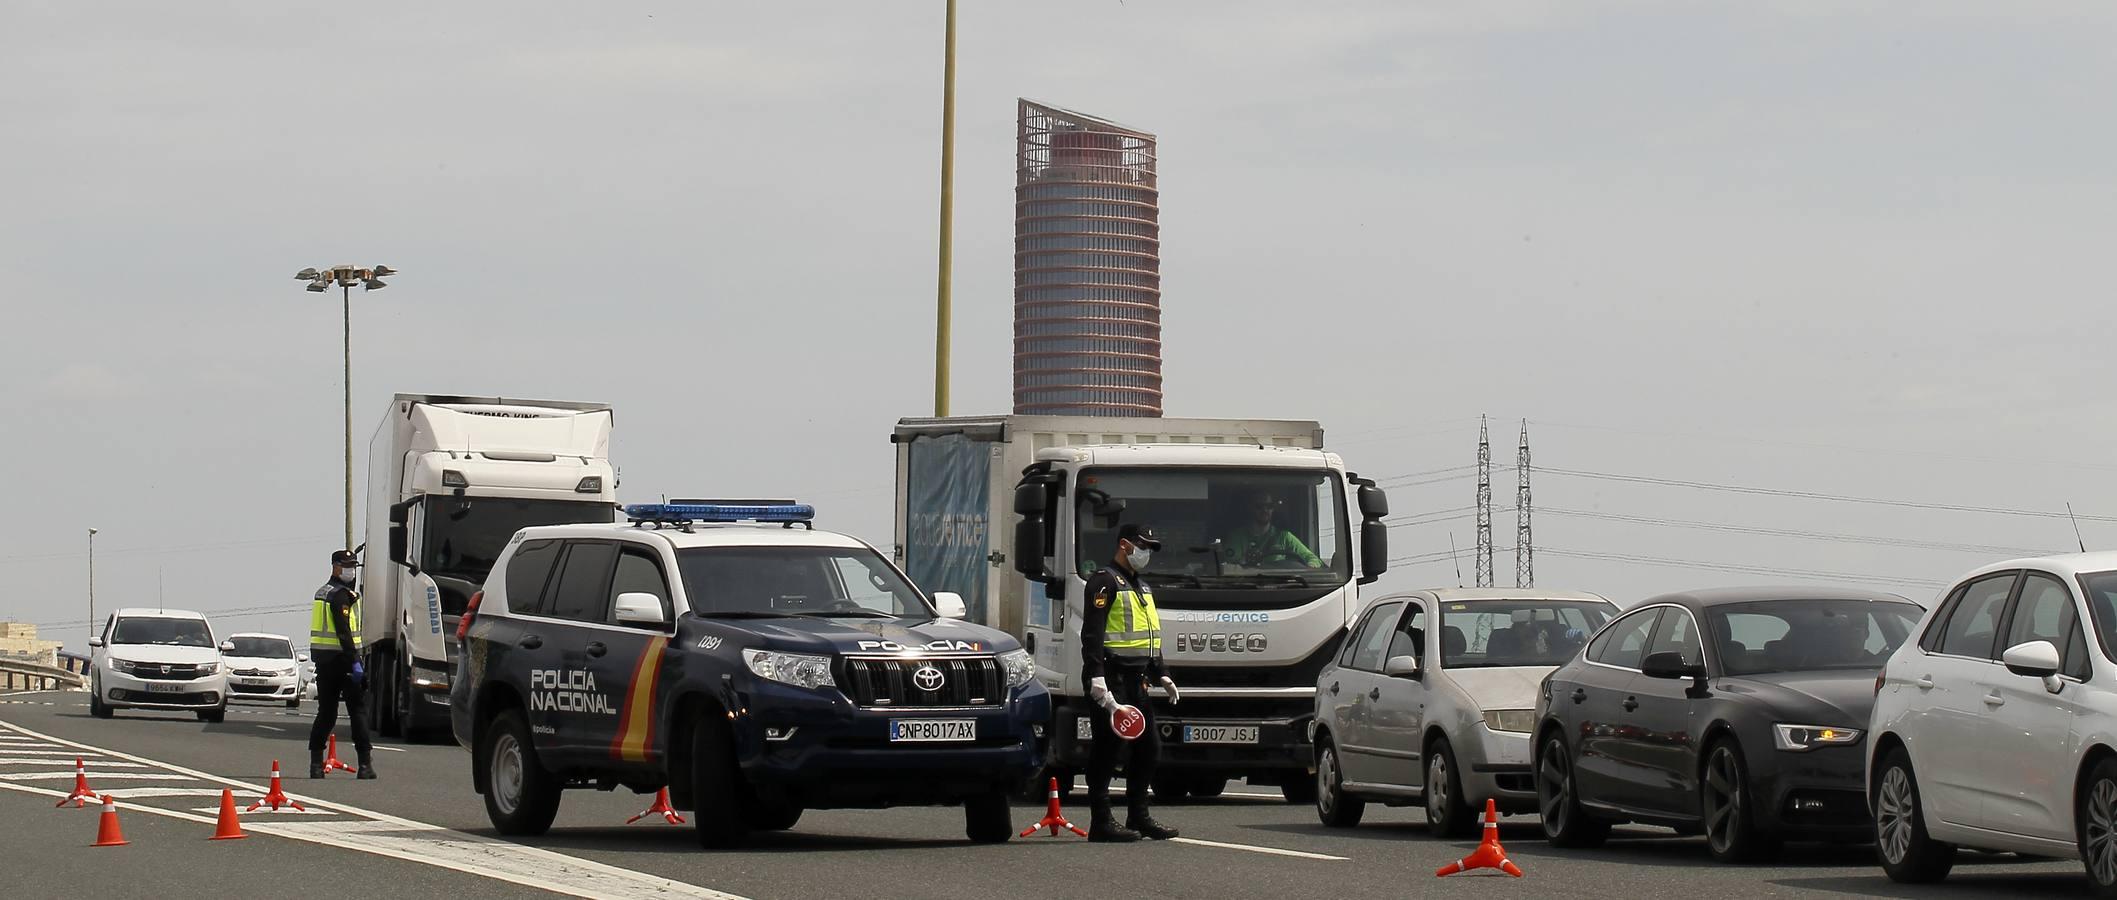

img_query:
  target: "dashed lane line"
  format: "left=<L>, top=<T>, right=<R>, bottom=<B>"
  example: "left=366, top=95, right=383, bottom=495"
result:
left=0, top=758, right=153, bottom=767
left=0, top=771, right=195, bottom=781
left=0, top=720, right=753, bottom=900
left=1170, top=837, right=1350, bottom=861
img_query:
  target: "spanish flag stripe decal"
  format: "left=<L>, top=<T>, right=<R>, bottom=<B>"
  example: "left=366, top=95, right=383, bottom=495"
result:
left=612, top=638, right=667, bottom=762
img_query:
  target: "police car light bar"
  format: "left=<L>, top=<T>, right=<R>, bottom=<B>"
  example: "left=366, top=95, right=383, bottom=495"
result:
left=622, top=501, right=816, bottom=526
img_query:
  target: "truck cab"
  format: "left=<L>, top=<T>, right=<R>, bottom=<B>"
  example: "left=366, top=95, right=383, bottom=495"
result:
left=453, top=501, right=1049, bottom=848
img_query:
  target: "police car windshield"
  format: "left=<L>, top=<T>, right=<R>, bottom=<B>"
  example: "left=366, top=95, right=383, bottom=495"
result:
left=225, top=637, right=292, bottom=658
left=675, top=547, right=931, bottom=618
left=111, top=617, right=213, bottom=648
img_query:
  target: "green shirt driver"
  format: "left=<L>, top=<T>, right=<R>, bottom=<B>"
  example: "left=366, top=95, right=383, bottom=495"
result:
left=1222, top=493, right=1322, bottom=568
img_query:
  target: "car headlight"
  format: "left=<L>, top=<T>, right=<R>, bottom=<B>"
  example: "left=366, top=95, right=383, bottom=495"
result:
left=196, top=662, right=220, bottom=676
left=110, top=658, right=136, bottom=674
left=1482, top=709, right=1535, bottom=734
left=411, top=665, right=450, bottom=688
left=743, top=649, right=836, bottom=690
left=1773, top=723, right=1861, bottom=752
left=998, top=649, right=1035, bottom=688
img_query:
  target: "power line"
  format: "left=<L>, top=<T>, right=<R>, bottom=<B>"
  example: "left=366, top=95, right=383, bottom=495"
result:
left=1528, top=418, right=2117, bottom=475
left=1537, top=546, right=1944, bottom=590
left=1534, top=466, right=2117, bottom=523
left=1374, top=464, right=1479, bottom=485
left=1378, top=471, right=1481, bottom=489
left=1536, top=506, right=2057, bottom=556
left=0, top=534, right=335, bottom=567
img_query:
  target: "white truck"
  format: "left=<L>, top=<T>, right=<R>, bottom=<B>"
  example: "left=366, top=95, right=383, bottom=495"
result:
left=891, top=415, right=1389, bottom=801
left=360, top=393, right=617, bottom=739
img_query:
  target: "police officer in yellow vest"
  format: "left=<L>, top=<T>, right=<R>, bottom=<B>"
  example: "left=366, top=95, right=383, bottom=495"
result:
left=308, top=549, right=375, bottom=779
left=1080, top=523, right=1180, bottom=842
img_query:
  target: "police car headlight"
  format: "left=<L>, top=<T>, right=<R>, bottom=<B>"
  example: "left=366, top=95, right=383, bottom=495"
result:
left=998, top=649, right=1035, bottom=688
left=1773, top=723, right=1861, bottom=752
left=743, top=649, right=836, bottom=690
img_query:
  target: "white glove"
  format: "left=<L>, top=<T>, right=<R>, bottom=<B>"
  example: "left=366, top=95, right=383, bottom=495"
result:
left=1160, top=676, right=1180, bottom=706
left=1089, top=676, right=1118, bottom=711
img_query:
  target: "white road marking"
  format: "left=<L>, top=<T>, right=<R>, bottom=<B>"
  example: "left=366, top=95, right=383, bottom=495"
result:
left=0, top=757, right=152, bottom=768
left=193, top=804, right=338, bottom=816
left=369, top=745, right=407, bottom=752
left=0, top=747, right=75, bottom=755
left=258, top=725, right=285, bottom=732
left=0, top=771, right=196, bottom=781
left=1170, top=837, right=1350, bottom=861
left=70, top=787, right=234, bottom=800
left=0, top=721, right=753, bottom=900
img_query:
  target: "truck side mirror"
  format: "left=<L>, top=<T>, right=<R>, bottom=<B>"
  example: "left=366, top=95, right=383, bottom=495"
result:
left=1360, top=520, right=1388, bottom=584
left=1014, top=517, right=1054, bottom=583
left=1014, top=483, right=1048, bottom=515
left=387, top=523, right=409, bottom=568
left=1358, top=484, right=1390, bottom=519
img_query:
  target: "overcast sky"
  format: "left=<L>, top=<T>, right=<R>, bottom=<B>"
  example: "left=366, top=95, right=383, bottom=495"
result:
left=6, top=1, right=2117, bottom=650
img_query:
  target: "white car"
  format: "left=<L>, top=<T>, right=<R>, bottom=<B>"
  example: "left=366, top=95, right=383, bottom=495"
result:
left=1869, top=552, right=2117, bottom=893
left=88, top=608, right=230, bottom=722
left=1310, top=589, right=1617, bottom=836
left=221, top=632, right=303, bottom=708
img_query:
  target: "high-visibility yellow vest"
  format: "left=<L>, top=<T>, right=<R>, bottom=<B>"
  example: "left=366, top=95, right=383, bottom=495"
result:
left=310, top=587, right=363, bottom=651
left=1104, top=583, right=1162, bottom=657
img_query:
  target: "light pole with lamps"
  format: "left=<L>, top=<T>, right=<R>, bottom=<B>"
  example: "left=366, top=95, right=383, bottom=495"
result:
left=87, top=527, right=97, bottom=645
left=294, top=265, right=396, bottom=551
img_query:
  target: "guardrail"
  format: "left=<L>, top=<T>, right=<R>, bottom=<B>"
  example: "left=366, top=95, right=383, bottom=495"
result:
left=0, top=660, right=85, bottom=693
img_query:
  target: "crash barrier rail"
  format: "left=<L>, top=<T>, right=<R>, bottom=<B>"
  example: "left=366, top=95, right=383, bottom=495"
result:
left=0, top=659, right=86, bottom=692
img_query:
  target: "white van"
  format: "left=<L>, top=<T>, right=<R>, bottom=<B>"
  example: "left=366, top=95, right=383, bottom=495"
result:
left=89, top=608, right=230, bottom=722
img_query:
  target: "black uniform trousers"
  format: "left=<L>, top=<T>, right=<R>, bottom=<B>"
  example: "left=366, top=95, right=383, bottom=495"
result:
left=307, top=651, right=373, bottom=757
left=1086, top=663, right=1161, bottom=822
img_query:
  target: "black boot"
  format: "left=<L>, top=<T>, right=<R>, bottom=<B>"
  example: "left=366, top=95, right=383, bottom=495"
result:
left=309, top=751, right=326, bottom=779
left=1128, top=814, right=1179, bottom=840
left=356, top=758, right=377, bottom=780
left=1089, top=817, right=1141, bottom=843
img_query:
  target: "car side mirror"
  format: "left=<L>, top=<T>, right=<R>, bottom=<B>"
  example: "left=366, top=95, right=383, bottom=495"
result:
left=2003, top=640, right=2064, bottom=692
left=88, top=636, right=104, bottom=649
left=612, top=592, right=667, bottom=627
left=1384, top=654, right=1422, bottom=680
left=934, top=591, right=968, bottom=620
left=1642, top=651, right=1707, bottom=681
left=296, top=652, right=310, bottom=663
left=219, top=641, right=235, bottom=653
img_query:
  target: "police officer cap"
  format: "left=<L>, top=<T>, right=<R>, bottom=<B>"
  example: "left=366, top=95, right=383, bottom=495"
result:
left=330, top=549, right=361, bottom=568
left=1116, top=524, right=1162, bottom=551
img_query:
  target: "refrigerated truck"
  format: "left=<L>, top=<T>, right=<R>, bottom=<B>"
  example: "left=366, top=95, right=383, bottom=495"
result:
left=359, top=393, right=617, bottom=739
left=891, top=415, right=1389, bottom=801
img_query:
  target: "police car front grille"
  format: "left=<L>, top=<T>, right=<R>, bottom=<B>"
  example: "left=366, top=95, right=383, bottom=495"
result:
left=839, top=656, right=1002, bottom=709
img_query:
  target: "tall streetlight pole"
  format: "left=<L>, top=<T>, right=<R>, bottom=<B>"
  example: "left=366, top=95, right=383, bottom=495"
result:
left=932, top=0, right=957, bottom=417
left=295, top=265, right=397, bottom=550
left=87, top=527, right=97, bottom=643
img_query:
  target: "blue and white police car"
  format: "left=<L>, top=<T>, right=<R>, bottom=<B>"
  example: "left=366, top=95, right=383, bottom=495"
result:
left=451, top=500, right=1050, bottom=846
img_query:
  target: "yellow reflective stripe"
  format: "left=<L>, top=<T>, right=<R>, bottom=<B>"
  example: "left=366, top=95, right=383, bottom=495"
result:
left=308, top=599, right=364, bottom=650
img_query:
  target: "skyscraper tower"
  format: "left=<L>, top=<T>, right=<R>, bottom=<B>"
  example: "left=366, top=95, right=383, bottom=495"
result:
left=1014, top=100, right=1161, bottom=417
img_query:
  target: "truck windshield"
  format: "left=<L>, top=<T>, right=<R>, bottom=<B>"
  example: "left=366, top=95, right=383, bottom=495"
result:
left=225, top=637, right=292, bottom=658
left=1440, top=601, right=1614, bottom=668
left=1073, top=467, right=1350, bottom=586
left=675, top=546, right=933, bottom=618
left=420, top=496, right=612, bottom=581
left=112, top=617, right=213, bottom=648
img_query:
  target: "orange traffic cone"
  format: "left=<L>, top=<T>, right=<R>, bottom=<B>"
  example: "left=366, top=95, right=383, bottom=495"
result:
left=321, top=734, right=355, bottom=775
left=1019, top=777, right=1088, bottom=838
left=1436, top=798, right=1522, bottom=878
left=246, top=760, right=306, bottom=813
left=210, top=788, right=248, bottom=840
left=56, top=757, right=96, bottom=808
left=91, top=794, right=128, bottom=847
left=626, top=787, right=685, bottom=825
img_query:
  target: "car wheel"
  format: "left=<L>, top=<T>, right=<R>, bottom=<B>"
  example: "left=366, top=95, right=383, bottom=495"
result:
left=1426, top=737, right=1475, bottom=839
left=482, top=708, right=562, bottom=835
left=1537, top=731, right=1609, bottom=848
left=1702, top=740, right=1780, bottom=863
left=90, top=691, right=113, bottom=719
left=198, top=704, right=226, bottom=724
left=1875, top=747, right=1954, bottom=882
left=1314, top=740, right=1366, bottom=827
left=1190, top=776, right=1227, bottom=798
left=689, top=713, right=752, bottom=848
left=743, top=799, right=804, bottom=832
left=286, top=698, right=301, bottom=709
left=1281, top=776, right=1318, bottom=805
left=2077, top=756, right=2117, bottom=895
left=1152, top=771, right=1193, bottom=802
left=964, top=789, right=1014, bottom=844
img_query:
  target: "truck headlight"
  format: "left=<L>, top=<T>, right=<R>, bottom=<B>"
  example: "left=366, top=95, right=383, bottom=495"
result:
left=743, top=649, right=836, bottom=690
left=1481, top=709, right=1535, bottom=734
left=411, top=664, right=450, bottom=689
left=1773, top=723, right=1861, bottom=752
left=998, top=649, right=1035, bottom=688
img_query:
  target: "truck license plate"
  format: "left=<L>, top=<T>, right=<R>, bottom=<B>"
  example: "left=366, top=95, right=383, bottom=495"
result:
left=145, top=682, right=185, bottom=693
left=890, top=719, right=976, bottom=742
left=1182, top=725, right=1259, bottom=744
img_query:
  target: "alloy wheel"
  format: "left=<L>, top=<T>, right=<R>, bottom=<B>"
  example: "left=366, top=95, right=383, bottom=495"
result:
left=1877, top=766, right=1916, bottom=865
left=1539, top=738, right=1570, bottom=833
left=1428, top=754, right=1451, bottom=825
left=2088, top=778, right=2117, bottom=887
left=1317, top=748, right=1340, bottom=817
left=1704, top=746, right=1742, bottom=854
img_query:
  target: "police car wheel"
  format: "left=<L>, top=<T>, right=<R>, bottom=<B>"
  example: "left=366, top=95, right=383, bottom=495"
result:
left=965, top=789, right=1013, bottom=843
left=743, top=800, right=803, bottom=832
left=483, top=708, right=561, bottom=835
left=689, top=714, right=752, bottom=848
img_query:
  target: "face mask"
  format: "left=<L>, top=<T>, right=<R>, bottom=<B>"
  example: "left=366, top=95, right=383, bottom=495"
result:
left=336, top=570, right=357, bottom=584
left=1126, top=547, right=1152, bottom=571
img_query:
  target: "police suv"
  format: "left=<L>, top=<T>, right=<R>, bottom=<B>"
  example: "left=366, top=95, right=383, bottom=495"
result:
left=451, top=501, right=1050, bottom=847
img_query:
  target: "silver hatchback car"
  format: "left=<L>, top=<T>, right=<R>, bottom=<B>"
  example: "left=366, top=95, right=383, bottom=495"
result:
left=1311, top=589, right=1617, bottom=836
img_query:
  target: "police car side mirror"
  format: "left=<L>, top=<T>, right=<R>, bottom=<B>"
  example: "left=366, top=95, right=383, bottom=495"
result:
left=613, top=592, right=667, bottom=627
left=934, top=591, right=968, bottom=620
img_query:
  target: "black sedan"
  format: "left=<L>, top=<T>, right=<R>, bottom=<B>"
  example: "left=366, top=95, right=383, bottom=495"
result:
left=1531, top=587, right=1924, bottom=862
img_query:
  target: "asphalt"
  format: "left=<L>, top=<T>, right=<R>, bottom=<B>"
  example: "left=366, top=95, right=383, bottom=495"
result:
left=0, top=689, right=2099, bottom=899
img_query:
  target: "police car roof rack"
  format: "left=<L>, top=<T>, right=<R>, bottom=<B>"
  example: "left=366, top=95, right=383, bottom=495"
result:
left=622, top=499, right=816, bottom=532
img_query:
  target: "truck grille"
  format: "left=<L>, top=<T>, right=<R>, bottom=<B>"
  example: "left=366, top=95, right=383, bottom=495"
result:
left=839, top=656, right=1002, bottom=709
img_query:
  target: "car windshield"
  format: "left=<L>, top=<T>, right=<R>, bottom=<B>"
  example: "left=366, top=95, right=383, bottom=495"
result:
left=420, top=496, right=613, bottom=581
left=225, top=637, right=291, bottom=658
left=675, top=546, right=931, bottom=618
left=1073, top=466, right=1351, bottom=587
left=1441, top=600, right=1614, bottom=668
left=1709, top=599, right=1922, bottom=675
left=111, top=617, right=213, bottom=648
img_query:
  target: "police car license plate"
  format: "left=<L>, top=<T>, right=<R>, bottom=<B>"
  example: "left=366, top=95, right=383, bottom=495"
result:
left=145, top=682, right=185, bottom=693
left=890, top=719, right=976, bottom=742
left=1182, top=725, right=1259, bottom=744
